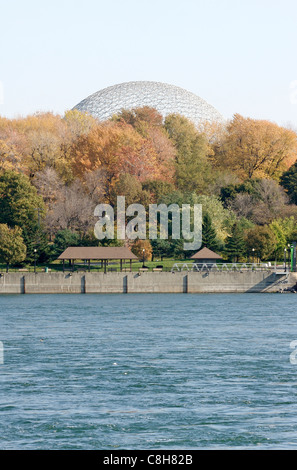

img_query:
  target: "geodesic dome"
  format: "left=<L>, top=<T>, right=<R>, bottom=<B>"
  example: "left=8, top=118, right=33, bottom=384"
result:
left=73, top=81, right=223, bottom=126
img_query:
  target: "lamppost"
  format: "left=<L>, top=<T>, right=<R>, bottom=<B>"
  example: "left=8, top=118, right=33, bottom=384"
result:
left=34, top=249, right=37, bottom=273
left=288, top=243, right=291, bottom=272
left=142, top=249, right=145, bottom=268
left=252, top=248, right=255, bottom=264
left=284, top=247, right=287, bottom=272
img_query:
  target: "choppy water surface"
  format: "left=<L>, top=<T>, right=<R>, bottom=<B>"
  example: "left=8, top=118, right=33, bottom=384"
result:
left=1, top=293, right=297, bottom=450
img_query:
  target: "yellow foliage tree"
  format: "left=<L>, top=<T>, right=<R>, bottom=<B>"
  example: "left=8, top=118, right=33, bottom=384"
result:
left=0, top=141, right=22, bottom=172
left=213, top=114, right=297, bottom=180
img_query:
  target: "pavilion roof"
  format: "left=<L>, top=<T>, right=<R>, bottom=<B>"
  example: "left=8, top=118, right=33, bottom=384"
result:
left=58, top=246, right=138, bottom=260
left=190, top=247, right=223, bottom=260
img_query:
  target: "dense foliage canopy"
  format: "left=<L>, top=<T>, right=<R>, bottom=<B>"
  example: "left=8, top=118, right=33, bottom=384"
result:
left=0, top=107, right=297, bottom=264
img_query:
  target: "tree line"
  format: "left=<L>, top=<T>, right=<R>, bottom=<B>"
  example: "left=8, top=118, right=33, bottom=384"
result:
left=1, top=106, right=297, bottom=268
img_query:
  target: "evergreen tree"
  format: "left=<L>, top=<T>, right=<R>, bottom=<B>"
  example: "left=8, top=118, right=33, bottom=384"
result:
left=224, top=223, right=246, bottom=262
left=51, top=229, right=80, bottom=259
left=151, top=239, right=172, bottom=260
left=202, top=213, right=220, bottom=251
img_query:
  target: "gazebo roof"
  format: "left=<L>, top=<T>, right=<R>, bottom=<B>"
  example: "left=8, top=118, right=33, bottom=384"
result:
left=190, top=247, right=223, bottom=260
left=58, top=246, right=138, bottom=260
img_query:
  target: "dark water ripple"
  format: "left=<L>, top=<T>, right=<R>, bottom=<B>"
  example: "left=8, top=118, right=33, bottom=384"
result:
left=1, top=293, right=297, bottom=449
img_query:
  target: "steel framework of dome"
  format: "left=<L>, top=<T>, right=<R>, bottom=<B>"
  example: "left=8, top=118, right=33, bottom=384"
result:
left=73, top=81, right=223, bottom=126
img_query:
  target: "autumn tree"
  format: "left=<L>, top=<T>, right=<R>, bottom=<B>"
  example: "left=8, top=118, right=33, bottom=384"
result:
left=228, top=193, right=255, bottom=221
left=32, top=167, right=64, bottom=209
left=114, top=107, right=176, bottom=180
left=229, top=179, right=290, bottom=225
left=132, top=239, right=152, bottom=262
left=44, top=181, right=95, bottom=238
left=0, top=140, right=22, bottom=172
left=0, top=111, right=98, bottom=183
left=145, top=126, right=176, bottom=180
left=112, top=106, right=164, bottom=134
left=70, top=120, right=171, bottom=200
left=213, top=114, right=297, bottom=180
left=11, top=113, right=71, bottom=177
left=63, top=109, right=98, bottom=140
left=251, top=179, right=290, bottom=224
left=80, top=168, right=110, bottom=204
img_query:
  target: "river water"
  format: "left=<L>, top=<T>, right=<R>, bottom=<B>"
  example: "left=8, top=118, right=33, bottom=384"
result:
left=1, top=293, right=297, bottom=450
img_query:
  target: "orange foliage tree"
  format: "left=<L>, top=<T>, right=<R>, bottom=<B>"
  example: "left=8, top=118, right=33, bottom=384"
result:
left=70, top=120, right=175, bottom=200
left=131, top=239, right=153, bottom=261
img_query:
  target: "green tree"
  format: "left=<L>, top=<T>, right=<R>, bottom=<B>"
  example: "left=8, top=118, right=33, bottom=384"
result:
left=0, top=170, right=45, bottom=227
left=0, top=170, right=46, bottom=262
left=158, top=191, right=234, bottom=247
left=244, top=225, right=277, bottom=261
left=202, top=212, right=220, bottom=252
left=193, top=194, right=236, bottom=243
left=268, top=217, right=297, bottom=260
left=171, top=238, right=187, bottom=259
left=0, top=224, right=27, bottom=271
left=164, top=113, right=213, bottom=194
left=220, top=181, right=255, bottom=207
left=280, top=162, right=297, bottom=204
left=51, top=229, right=80, bottom=258
left=142, top=179, right=175, bottom=203
left=151, top=239, right=173, bottom=260
left=110, top=173, right=151, bottom=207
left=224, top=223, right=246, bottom=262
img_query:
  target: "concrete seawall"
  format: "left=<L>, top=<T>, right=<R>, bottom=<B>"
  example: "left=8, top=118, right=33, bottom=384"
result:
left=0, top=271, right=296, bottom=294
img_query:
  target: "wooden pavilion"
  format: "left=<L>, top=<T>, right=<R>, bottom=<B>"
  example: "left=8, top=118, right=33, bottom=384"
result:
left=190, top=247, right=223, bottom=264
left=58, top=247, right=138, bottom=273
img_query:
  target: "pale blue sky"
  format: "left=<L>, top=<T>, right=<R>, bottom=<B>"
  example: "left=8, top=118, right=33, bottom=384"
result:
left=1, top=0, right=297, bottom=127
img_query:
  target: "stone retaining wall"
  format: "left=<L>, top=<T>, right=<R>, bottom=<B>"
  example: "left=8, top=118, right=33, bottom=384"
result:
left=0, top=271, right=295, bottom=294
